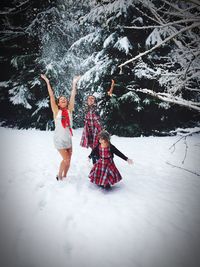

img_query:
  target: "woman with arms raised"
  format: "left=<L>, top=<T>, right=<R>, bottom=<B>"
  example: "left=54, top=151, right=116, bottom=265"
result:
left=41, top=74, right=80, bottom=181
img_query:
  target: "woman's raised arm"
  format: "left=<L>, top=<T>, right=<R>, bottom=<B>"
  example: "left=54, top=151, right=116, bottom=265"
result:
left=68, top=76, right=81, bottom=113
left=41, top=74, right=58, bottom=114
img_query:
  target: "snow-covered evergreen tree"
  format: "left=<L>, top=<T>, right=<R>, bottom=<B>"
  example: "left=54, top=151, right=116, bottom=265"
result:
left=0, top=0, right=199, bottom=135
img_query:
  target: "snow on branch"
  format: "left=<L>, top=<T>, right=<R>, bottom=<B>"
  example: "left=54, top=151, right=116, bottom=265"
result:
left=170, top=127, right=200, bottom=136
left=9, top=85, right=32, bottom=109
left=123, top=18, right=200, bottom=29
left=114, top=37, right=132, bottom=55
left=128, top=88, right=200, bottom=112
left=80, top=0, right=135, bottom=24
left=118, top=22, right=200, bottom=68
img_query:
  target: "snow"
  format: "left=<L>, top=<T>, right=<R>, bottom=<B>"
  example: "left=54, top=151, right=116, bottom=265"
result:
left=171, top=127, right=200, bottom=136
left=134, top=61, right=162, bottom=80
left=119, top=91, right=140, bottom=103
left=32, top=99, right=50, bottom=117
left=79, top=56, right=113, bottom=86
left=103, top=33, right=117, bottom=49
left=0, top=127, right=200, bottom=267
left=9, top=85, right=32, bottom=109
left=69, top=32, right=99, bottom=52
left=133, top=88, right=200, bottom=112
left=82, top=0, right=136, bottom=23
left=146, top=27, right=170, bottom=47
left=0, top=81, right=9, bottom=88
left=114, top=37, right=132, bottom=55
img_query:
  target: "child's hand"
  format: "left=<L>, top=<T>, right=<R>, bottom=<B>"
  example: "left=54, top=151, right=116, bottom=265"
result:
left=41, top=74, right=49, bottom=83
left=127, top=159, right=133, bottom=165
left=86, top=157, right=92, bottom=168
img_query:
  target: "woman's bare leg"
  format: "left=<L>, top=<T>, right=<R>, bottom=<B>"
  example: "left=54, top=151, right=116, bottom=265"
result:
left=62, top=148, right=72, bottom=178
left=58, top=160, right=66, bottom=179
left=58, top=148, right=72, bottom=179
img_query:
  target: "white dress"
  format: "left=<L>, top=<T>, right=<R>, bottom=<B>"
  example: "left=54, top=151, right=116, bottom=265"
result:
left=53, top=109, right=72, bottom=149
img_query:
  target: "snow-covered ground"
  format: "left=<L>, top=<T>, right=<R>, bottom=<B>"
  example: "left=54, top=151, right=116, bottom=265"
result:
left=0, top=127, right=200, bottom=267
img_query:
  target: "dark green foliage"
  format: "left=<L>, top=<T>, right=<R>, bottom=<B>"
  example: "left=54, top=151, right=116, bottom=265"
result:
left=0, top=0, right=199, bottom=136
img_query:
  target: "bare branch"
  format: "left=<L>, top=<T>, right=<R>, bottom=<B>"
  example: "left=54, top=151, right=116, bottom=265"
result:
left=166, top=161, right=200, bottom=177
left=182, top=138, right=189, bottom=164
left=184, top=55, right=196, bottom=79
left=184, top=0, right=200, bottom=7
left=134, top=5, right=160, bottom=25
left=0, top=0, right=31, bottom=15
left=124, top=18, right=200, bottom=29
left=185, top=87, right=200, bottom=92
left=167, top=126, right=200, bottom=171
left=168, top=134, right=188, bottom=164
left=150, top=6, right=165, bottom=24
left=162, top=0, right=184, bottom=12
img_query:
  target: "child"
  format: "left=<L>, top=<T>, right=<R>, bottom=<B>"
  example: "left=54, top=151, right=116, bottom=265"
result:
left=80, top=95, right=102, bottom=164
left=88, top=130, right=133, bottom=189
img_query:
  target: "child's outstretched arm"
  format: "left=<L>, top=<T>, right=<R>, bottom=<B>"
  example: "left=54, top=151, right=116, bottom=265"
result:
left=111, top=144, right=133, bottom=164
left=107, top=79, right=115, bottom=97
left=127, top=159, right=133, bottom=164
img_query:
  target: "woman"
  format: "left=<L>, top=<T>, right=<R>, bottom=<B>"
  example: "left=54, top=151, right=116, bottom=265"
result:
left=80, top=95, right=102, bottom=164
left=41, top=74, right=80, bottom=180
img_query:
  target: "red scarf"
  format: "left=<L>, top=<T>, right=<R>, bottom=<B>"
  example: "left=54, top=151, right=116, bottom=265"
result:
left=61, top=108, right=73, bottom=136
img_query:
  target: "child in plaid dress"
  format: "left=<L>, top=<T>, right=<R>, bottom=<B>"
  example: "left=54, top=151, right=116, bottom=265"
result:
left=80, top=95, right=102, bottom=163
left=88, top=130, right=133, bottom=189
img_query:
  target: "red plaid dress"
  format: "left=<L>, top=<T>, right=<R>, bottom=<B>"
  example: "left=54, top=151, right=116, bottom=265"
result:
left=80, top=109, right=102, bottom=149
left=89, top=146, right=122, bottom=186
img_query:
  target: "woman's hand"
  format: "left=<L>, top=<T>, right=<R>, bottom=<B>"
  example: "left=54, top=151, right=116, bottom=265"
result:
left=41, top=74, right=49, bottom=84
left=127, top=159, right=133, bottom=165
left=68, top=75, right=81, bottom=112
left=73, top=75, right=81, bottom=85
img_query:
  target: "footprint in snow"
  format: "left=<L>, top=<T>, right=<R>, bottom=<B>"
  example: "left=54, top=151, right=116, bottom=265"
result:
left=63, top=241, right=72, bottom=255
left=64, top=215, right=74, bottom=228
left=35, top=182, right=45, bottom=191
left=38, top=199, right=46, bottom=210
